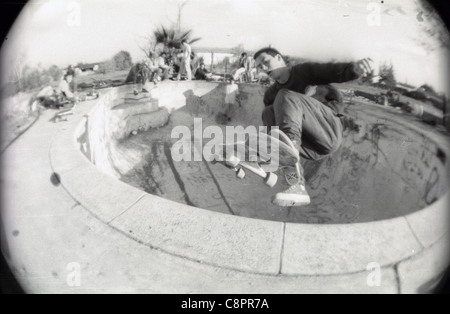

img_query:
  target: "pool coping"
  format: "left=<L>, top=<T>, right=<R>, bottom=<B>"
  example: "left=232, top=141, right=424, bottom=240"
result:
left=49, top=85, right=450, bottom=277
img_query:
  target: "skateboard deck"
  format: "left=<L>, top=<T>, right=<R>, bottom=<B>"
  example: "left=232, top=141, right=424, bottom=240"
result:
left=212, top=154, right=278, bottom=188
left=212, top=130, right=299, bottom=187
left=54, top=107, right=75, bottom=123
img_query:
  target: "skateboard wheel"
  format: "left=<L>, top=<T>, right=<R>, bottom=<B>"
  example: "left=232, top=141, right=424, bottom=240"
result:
left=236, top=168, right=245, bottom=179
left=264, top=172, right=278, bottom=188
left=225, top=155, right=240, bottom=168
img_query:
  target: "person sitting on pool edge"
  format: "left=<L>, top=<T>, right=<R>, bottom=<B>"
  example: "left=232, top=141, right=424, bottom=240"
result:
left=195, top=63, right=212, bottom=80
left=58, top=73, right=79, bottom=106
left=253, top=47, right=374, bottom=206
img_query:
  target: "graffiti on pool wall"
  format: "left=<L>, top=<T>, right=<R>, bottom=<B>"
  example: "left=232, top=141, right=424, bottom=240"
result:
left=299, top=110, right=448, bottom=223
left=424, top=167, right=440, bottom=205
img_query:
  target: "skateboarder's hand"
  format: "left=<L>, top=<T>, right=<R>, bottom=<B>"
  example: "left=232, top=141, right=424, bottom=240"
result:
left=355, top=58, right=376, bottom=79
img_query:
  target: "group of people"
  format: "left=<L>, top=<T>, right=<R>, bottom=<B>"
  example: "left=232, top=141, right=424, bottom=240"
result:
left=130, top=44, right=266, bottom=88
left=195, top=52, right=259, bottom=83
left=130, top=40, right=194, bottom=93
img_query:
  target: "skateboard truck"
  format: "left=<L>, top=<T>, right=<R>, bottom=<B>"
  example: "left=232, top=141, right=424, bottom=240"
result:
left=212, top=154, right=278, bottom=188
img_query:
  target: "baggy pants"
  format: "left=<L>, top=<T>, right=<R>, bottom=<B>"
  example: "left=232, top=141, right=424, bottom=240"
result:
left=261, top=89, right=343, bottom=177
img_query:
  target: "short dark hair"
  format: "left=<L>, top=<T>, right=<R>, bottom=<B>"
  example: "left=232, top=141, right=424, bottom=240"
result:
left=241, top=52, right=247, bottom=57
left=253, top=47, right=284, bottom=61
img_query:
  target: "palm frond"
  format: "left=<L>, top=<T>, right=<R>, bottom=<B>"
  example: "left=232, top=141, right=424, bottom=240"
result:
left=151, top=23, right=201, bottom=50
left=188, top=37, right=202, bottom=45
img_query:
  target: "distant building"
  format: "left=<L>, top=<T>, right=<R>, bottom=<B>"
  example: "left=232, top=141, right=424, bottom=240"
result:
left=77, top=63, right=99, bottom=75
left=196, top=52, right=236, bottom=66
left=193, top=46, right=258, bottom=65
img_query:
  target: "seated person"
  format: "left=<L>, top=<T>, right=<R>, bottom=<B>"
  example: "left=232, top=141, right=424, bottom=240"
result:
left=58, top=73, right=78, bottom=106
left=166, top=58, right=178, bottom=80
left=156, top=52, right=171, bottom=81
left=195, top=63, right=212, bottom=80
left=146, top=52, right=163, bottom=85
left=125, top=61, right=150, bottom=94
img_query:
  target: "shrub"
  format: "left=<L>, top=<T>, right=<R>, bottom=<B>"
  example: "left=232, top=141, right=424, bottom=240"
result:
left=113, top=50, right=133, bottom=71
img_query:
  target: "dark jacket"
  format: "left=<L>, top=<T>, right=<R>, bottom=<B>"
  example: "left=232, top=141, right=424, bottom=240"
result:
left=263, top=62, right=359, bottom=116
left=195, top=67, right=209, bottom=80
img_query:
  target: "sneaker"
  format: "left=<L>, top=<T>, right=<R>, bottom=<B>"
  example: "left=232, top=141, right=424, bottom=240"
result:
left=283, top=162, right=302, bottom=186
left=142, top=88, right=149, bottom=93
left=272, top=183, right=311, bottom=207
left=133, top=89, right=139, bottom=95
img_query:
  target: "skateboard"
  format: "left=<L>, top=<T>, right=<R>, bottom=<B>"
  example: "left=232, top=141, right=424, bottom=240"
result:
left=54, top=106, right=76, bottom=123
left=212, top=130, right=300, bottom=187
left=212, top=153, right=278, bottom=187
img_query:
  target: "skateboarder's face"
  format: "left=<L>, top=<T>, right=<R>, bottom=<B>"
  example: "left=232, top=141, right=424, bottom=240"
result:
left=255, top=53, right=287, bottom=81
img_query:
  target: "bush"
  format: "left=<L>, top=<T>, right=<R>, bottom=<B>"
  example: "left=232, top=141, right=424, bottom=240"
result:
left=98, top=59, right=116, bottom=74
left=10, top=65, right=59, bottom=93
left=48, top=65, right=63, bottom=81
left=113, top=50, right=133, bottom=71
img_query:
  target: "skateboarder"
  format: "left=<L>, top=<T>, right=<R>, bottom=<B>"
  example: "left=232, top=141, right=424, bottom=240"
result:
left=253, top=47, right=374, bottom=206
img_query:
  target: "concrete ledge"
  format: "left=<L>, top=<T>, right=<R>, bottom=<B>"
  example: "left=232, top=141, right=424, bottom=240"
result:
left=282, top=218, right=422, bottom=275
left=109, top=194, right=284, bottom=274
left=398, top=233, right=450, bottom=294
left=405, top=193, right=449, bottom=248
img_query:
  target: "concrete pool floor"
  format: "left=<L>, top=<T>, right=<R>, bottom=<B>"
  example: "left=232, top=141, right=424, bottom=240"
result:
left=1, top=82, right=450, bottom=293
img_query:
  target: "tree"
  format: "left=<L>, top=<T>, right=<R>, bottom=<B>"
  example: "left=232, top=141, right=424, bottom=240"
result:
left=48, top=65, right=62, bottom=81
left=113, top=50, right=133, bottom=70
left=98, top=59, right=116, bottom=74
left=230, top=43, right=245, bottom=56
left=378, top=62, right=396, bottom=87
left=7, top=52, right=27, bottom=92
left=153, top=25, right=201, bottom=50
left=139, top=1, right=201, bottom=59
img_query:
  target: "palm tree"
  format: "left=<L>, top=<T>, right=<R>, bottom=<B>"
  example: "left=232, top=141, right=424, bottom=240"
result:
left=153, top=25, right=201, bottom=50
left=138, top=1, right=201, bottom=59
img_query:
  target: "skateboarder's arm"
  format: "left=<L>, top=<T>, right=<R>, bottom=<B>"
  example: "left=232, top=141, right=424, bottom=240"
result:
left=263, top=84, right=278, bottom=106
left=300, top=62, right=360, bottom=85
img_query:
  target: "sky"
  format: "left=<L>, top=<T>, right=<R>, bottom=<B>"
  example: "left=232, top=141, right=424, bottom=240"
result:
left=1, top=0, right=449, bottom=94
